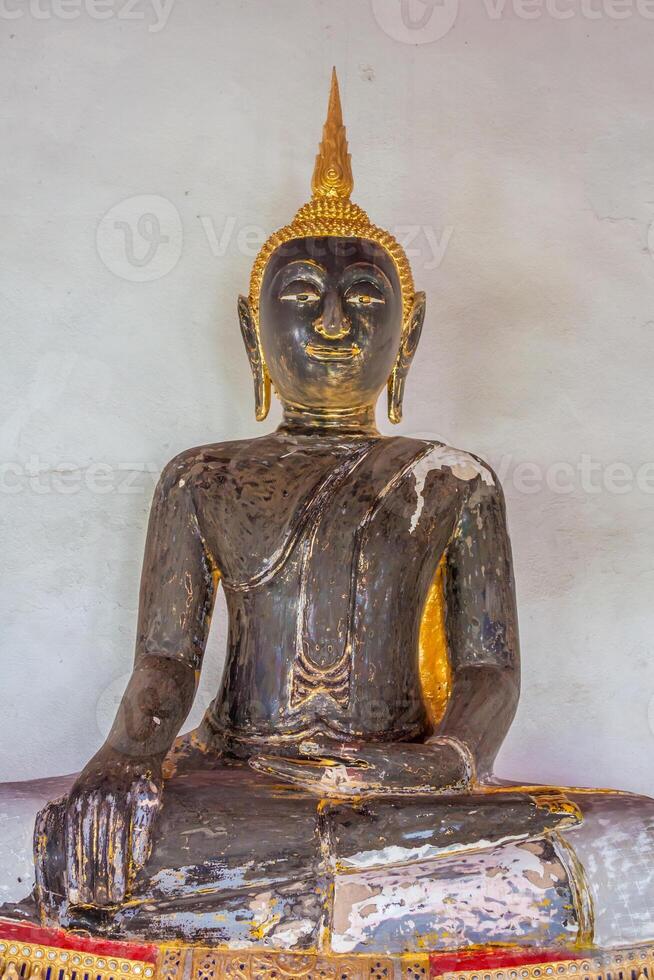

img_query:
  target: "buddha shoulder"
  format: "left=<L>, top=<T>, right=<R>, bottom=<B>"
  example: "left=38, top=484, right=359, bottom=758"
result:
left=161, top=431, right=364, bottom=476
left=152, top=433, right=352, bottom=536
left=407, top=438, right=498, bottom=494
left=152, top=440, right=240, bottom=493
left=394, top=439, right=504, bottom=544
left=154, top=438, right=499, bottom=498
left=153, top=436, right=289, bottom=496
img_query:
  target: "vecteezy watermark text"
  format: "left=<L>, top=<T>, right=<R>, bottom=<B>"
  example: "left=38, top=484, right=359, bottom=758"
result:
left=4, top=453, right=654, bottom=497
left=370, top=0, right=654, bottom=46
left=493, top=453, right=654, bottom=496
left=199, top=215, right=454, bottom=271
left=95, top=194, right=455, bottom=281
left=0, top=0, right=175, bottom=32
left=0, top=458, right=160, bottom=496
left=481, top=0, right=654, bottom=18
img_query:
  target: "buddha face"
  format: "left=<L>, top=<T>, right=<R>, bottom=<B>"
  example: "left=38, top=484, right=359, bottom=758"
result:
left=258, top=237, right=404, bottom=414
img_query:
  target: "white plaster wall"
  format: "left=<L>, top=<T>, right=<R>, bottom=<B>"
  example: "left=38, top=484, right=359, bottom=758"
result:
left=1, top=0, right=653, bottom=795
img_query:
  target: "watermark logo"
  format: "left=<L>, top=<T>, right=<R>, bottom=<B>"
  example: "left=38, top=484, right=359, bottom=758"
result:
left=371, top=0, right=654, bottom=43
left=395, top=224, right=454, bottom=271
left=3, top=452, right=654, bottom=502
left=198, top=215, right=454, bottom=272
left=480, top=0, right=654, bottom=20
left=0, top=0, right=175, bottom=31
left=94, top=200, right=454, bottom=282
left=96, top=195, right=183, bottom=282
left=371, top=0, right=460, bottom=43
left=0, top=457, right=159, bottom=496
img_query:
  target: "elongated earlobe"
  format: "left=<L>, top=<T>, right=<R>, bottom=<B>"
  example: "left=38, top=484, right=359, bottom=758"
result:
left=387, top=368, right=405, bottom=425
left=238, top=295, right=271, bottom=421
left=388, top=292, right=426, bottom=424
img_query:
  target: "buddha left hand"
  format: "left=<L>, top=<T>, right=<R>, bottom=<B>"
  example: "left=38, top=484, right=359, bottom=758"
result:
left=250, top=736, right=474, bottom=797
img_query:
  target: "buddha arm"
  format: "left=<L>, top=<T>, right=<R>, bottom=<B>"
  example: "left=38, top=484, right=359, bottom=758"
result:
left=437, top=470, right=521, bottom=782
left=39, top=455, right=218, bottom=909
left=111, top=454, right=218, bottom=758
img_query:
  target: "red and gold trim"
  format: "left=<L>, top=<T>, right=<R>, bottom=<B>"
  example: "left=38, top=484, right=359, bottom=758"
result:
left=0, top=921, right=157, bottom=980
left=430, top=946, right=654, bottom=980
left=1, top=922, right=652, bottom=980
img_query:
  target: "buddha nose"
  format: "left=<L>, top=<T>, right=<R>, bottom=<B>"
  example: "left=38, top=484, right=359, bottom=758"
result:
left=314, top=290, right=351, bottom=340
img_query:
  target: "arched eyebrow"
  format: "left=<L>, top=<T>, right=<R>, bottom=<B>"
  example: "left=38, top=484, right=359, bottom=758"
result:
left=272, top=259, right=327, bottom=293
left=341, top=262, right=393, bottom=292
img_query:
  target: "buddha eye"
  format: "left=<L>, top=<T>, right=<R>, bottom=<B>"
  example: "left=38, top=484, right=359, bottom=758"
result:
left=345, top=286, right=385, bottom=308
left=279, top=280, right=321, bottom=305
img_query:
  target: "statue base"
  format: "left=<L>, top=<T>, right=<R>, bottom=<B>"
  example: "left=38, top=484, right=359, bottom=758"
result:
left=1, top=919, right=653, bottom=980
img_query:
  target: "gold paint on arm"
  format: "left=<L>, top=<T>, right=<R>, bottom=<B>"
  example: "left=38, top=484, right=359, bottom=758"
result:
left=418, top=555, right=452, bottom=731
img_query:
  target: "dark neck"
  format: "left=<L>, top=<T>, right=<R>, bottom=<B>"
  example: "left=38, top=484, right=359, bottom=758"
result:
left=278, top=401, right=380, bottom=438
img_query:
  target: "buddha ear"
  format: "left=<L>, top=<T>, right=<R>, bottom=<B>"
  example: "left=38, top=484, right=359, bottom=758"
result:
left=238, top=295, right=271, bottom=422
left=387, top=291, right=426, bottom=424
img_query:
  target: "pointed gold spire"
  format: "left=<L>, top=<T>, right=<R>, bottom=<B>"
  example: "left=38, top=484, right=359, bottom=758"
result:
left=311, top=68, right=354, bottom=200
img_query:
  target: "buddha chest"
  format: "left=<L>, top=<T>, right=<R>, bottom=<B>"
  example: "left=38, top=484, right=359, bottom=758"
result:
left=197, top=434, right=466, bottom=745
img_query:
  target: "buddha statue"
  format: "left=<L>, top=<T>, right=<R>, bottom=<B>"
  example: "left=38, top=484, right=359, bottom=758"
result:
left=0, top=70, right=653, bottom=980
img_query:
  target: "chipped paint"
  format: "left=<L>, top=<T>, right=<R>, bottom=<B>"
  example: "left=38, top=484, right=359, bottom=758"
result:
left=331, top=838, right=578, bottom=954
left=342, top=832, right=542, bottom=870
left=408, top=445, right=493, bottom=534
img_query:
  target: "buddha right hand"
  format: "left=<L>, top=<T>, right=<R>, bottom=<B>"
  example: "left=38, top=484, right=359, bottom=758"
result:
left=62, top=747, right=163, bottom=908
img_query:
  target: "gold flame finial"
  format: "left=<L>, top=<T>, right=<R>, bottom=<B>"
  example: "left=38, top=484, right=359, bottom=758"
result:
left=311, top=68, right=354, bottom=200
